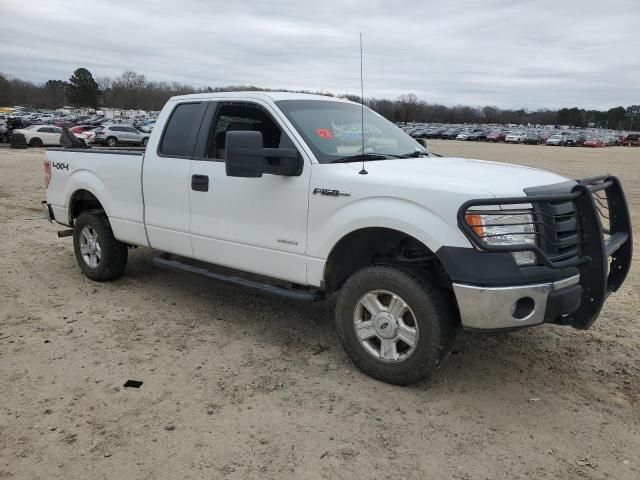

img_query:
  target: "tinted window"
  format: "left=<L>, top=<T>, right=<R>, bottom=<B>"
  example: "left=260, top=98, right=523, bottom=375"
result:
left=125, top=127, right=137, bottom=133
left=38, top=127, right=49, bottom=133
left=51, top=127, right=61, bottom=133
left=206, top=103, right=283, bottom=159
left=160, top=102, right=203, bottom=157
left=111, top=126, right=123, bottom=132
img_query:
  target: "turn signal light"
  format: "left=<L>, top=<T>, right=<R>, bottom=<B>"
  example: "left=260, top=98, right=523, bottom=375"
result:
left=464, top=213, right=484, bottom=237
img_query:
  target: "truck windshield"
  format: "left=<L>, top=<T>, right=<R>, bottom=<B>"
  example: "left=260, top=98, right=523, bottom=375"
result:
left=275, top=100, right=426, bottom=164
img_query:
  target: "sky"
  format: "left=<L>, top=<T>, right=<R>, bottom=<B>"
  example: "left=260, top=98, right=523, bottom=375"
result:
left=0, top=0, right=638, bottom=109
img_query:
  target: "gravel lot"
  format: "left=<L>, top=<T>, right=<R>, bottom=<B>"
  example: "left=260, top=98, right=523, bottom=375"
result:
left=1, top=141, right=638, bottom=479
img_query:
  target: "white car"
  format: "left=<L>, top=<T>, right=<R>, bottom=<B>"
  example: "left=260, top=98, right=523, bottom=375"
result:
left=505, top=131, right=527, bottom=143
left=455, top=131, right=472, bottom=140
left=546, top=134, right=565, bottom=146
left=14, top=125, right=62, bottom=147
left=43, top=92, right=632, bottom=385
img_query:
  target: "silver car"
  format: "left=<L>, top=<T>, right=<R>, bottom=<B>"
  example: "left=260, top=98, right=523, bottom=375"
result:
left=92, top=125, right=150, bottom=147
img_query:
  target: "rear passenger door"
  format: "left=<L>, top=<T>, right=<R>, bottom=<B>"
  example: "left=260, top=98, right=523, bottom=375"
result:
left=142, top=101, right=208, bottom=257
left=37, top=127, right=54, bottom=144
left=123, top=126, right=141, bottom=144
left=50, top=126, right=62, bottom=145
left=114, top=126, right=132, bottom=143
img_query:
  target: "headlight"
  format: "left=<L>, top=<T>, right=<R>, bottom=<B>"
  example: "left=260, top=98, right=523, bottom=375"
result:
left=465, top=211, right=537, bottom=265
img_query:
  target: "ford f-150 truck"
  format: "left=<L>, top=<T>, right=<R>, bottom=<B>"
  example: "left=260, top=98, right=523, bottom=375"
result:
left=43, top=92, right=633, bottom=385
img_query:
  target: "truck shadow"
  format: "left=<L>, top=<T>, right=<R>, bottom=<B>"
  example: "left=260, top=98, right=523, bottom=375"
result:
left=121, top=249, right=611, bottom=397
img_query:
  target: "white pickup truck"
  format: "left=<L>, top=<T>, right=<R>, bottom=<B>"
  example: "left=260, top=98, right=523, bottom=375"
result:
left=44, top=92, right=632, bottom=385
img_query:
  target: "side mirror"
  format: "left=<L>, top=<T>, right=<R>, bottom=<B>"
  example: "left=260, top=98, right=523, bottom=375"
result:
left=225, top=130, right=301, bottom=178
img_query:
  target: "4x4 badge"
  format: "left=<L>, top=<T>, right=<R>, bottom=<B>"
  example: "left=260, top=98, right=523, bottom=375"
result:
left=51, top=162, right=69, bottom=170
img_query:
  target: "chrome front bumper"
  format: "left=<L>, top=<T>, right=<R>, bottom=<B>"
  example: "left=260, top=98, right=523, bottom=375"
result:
left=453, top=275, right=580, bottom=330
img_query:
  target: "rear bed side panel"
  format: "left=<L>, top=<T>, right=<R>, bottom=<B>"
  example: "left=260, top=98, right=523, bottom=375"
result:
left=45, top=149, right=149, bottom=247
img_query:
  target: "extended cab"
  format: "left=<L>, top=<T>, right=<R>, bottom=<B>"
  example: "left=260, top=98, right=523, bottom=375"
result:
left=43, top=92, right=633, bottom=385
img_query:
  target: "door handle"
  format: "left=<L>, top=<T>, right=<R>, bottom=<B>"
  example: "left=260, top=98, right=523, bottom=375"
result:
left=191, top=174, right=209, bottom=192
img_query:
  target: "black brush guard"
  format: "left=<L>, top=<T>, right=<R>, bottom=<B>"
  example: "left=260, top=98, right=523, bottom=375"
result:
left=457, top=175, right=632, bottom=329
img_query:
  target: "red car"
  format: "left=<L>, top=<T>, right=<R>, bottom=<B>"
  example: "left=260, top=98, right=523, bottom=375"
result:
left=486, top=130, right=506, bottom=142
left=583, top=138, right=604, bottom=148
left=69, top=125, right=95, bottom=134
left=621, top=133, right=639, bottom=146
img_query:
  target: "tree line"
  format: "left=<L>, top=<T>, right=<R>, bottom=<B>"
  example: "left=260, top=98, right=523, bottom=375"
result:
left=1, top=68, right=638, bottom=130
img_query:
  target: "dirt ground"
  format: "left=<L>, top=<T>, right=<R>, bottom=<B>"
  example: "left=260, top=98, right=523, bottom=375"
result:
left=0, top=141, right=638, bottom=480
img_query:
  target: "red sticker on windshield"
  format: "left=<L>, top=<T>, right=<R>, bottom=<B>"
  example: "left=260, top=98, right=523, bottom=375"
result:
left=315, top=128, right=334, bottom=139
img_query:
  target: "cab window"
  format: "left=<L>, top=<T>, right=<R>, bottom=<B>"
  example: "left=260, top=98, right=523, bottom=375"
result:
left=206, top=103, right=283, bottom=160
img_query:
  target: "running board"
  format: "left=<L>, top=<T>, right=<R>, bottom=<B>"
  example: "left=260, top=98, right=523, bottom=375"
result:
left=152, top=256, right=325, bottom=302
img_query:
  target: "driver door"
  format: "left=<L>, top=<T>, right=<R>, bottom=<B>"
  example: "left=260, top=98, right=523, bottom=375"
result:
left=188, top=101, right=311, bottom=284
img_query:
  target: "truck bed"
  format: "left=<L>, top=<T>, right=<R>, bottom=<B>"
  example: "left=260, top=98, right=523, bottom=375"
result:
left=45, top=147, right=148, bottom=247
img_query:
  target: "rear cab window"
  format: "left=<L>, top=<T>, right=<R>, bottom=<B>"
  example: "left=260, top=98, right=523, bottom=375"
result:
left=159, top=102, right=207, bottom=158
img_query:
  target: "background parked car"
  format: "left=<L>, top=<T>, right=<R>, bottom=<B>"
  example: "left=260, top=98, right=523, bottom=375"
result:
left=583, top=137, right=604, bottom=148
left=546, top=134, right=565, bottom=146
left=505, top=130, right=527, bottom=143
left=12, top=125, right=62, bottom=147
left=455, top=130, right=473, bottom=140
left=486, top=130, right=506, bottom=142
left=564, top=134, right=586, bottom=146
left=524, top=132, right=541, bottom=144
left=70, top=125, right=100, bottom=144
left=69, top=125, right=97, bottom=135
left=91, top=125, right=150, bottom=147
left=622, top=133, right=639, bottom=146
left=0, top=124, right=9, bottom=143
left=440, top=128, right=461, bottom=140
left=467, top=130, right=487, bottom=141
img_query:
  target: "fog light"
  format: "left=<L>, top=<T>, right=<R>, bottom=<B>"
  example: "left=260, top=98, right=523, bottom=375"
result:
left=512, top=297, right=535, bottom=320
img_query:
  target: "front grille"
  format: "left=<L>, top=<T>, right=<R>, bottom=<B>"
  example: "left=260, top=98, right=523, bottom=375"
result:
left=534, top=199, right=580, bottom=263
left=458, top=175, right=631, bottom=272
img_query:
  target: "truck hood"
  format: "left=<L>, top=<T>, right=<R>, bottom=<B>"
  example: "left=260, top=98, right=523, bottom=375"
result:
left=350, top=156, right=570, bottom=197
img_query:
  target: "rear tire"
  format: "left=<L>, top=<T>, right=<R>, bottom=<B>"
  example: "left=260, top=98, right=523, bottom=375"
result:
left=73, top=212, right=128, bottom=282
left=335, top=265, right=457, bottom=385
left=29, top=137, right=43, bottom=147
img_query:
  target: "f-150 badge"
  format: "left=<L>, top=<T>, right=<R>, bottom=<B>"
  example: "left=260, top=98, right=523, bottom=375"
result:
left=313, top=188, right=350, bottom=197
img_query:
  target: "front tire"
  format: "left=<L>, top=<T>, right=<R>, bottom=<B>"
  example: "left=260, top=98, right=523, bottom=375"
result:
left=73, top=212, right=128, bottom=281
left=29, top=137, right=43, bottom=147
left=106, top=137, right=117, bottom=147
left=335, top=265, right=457, bottom=385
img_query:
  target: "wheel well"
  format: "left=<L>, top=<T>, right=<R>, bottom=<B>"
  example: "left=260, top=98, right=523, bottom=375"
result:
left=70, top=189, right=104, bottom=223
left=323, top=227, right=451, bottom=293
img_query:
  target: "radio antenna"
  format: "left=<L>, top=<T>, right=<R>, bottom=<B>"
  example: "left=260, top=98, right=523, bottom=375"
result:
left=359, top=33, right=368, bottom=175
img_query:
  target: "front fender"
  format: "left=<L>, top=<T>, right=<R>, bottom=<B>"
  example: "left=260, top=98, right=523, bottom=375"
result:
left=308, top=196, right=470, bottom=259
left=305, top=196, right=473, bottom=286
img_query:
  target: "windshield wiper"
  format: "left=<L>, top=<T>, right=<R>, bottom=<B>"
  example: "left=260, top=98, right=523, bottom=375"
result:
left=330, top=153, right=405, bottom=164
left=398, top=151, right=430, bottom=158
